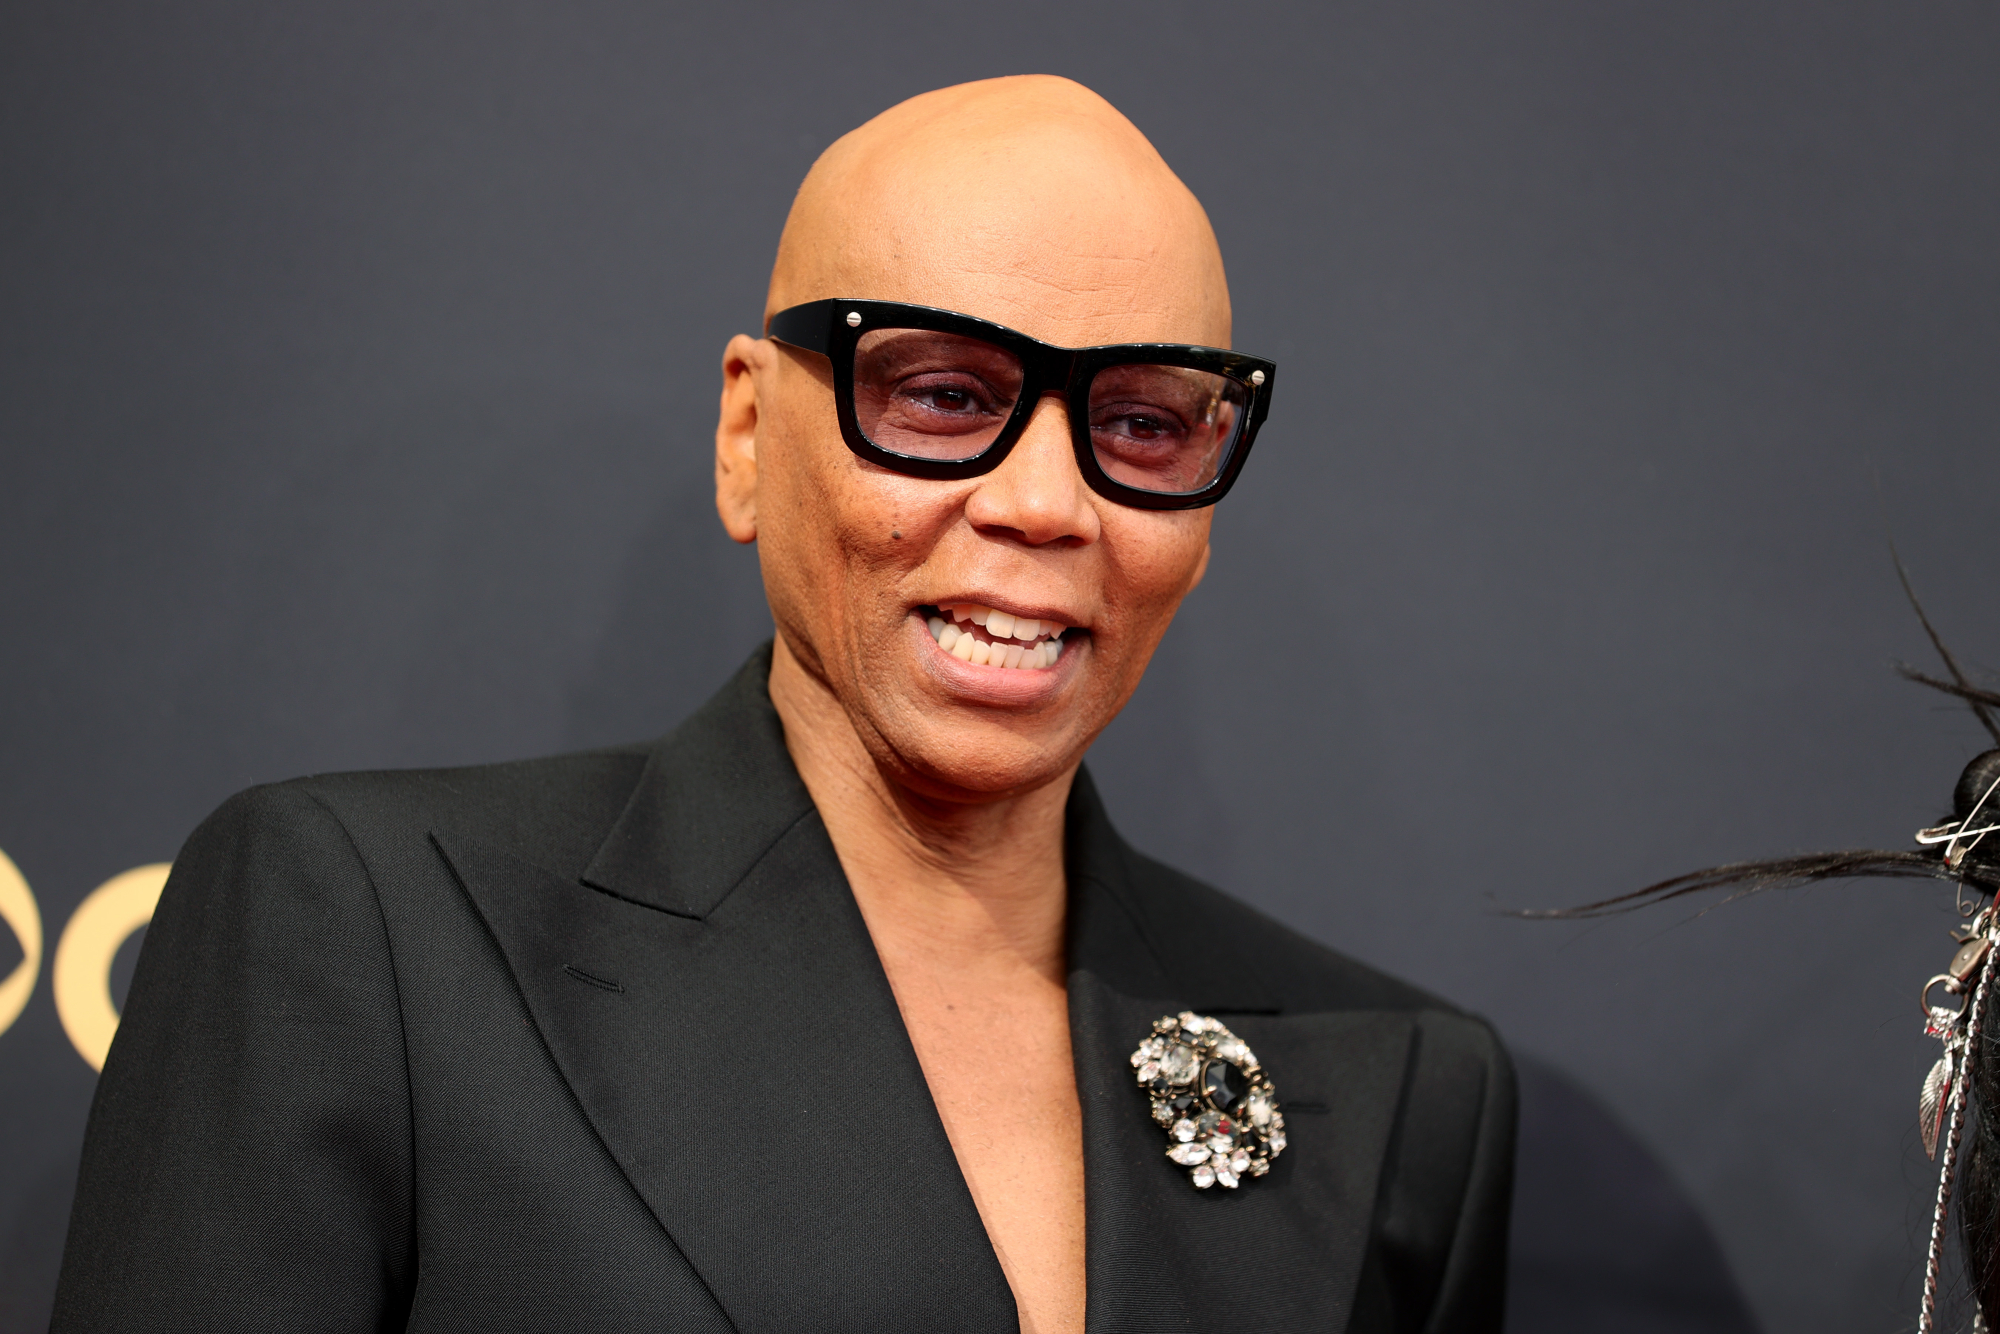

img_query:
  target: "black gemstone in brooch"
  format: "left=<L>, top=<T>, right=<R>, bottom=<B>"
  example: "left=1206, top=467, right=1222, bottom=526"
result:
left=1130, top=1011, right=1286, bottom=1189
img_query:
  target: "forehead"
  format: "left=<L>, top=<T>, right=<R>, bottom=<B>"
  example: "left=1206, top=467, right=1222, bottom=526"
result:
left=777, top=121, right=1230, bottom=350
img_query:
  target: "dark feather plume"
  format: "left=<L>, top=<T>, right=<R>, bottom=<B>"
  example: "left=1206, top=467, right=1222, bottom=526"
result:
left=1516, top=849, right=1993, bottom=921
left=1898, top=665, right=2000, bottom=714
left=1894, top=543, right=2000, bottom=745
left=1521, top=553, right=1998, bottom=922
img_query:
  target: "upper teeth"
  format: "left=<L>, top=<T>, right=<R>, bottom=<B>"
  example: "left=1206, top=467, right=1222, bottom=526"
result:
left=925, top=603, right=1066, bottom=671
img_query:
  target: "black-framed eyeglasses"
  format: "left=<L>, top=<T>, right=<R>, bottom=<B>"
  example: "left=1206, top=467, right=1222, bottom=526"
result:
left=765, top=299, right=1274, bottom=510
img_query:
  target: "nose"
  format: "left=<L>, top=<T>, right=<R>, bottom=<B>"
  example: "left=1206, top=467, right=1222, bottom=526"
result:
left=961, top=393, right=1101, bottom=548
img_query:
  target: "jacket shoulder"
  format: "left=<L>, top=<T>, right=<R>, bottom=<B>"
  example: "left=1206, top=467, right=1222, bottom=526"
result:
left=216, top=742, right=654, bottom=880
left=1121, top=845, right=1479, bottom=1020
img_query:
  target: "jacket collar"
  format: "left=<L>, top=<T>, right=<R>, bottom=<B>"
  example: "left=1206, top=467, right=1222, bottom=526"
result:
left=440, top=646, right=1412, bottom=1333
left=1061, top=764, right=1285, bottom=1013
left=570, top=646, right=1290, bottom=1016
left=578, top=642, right=814, bottom=918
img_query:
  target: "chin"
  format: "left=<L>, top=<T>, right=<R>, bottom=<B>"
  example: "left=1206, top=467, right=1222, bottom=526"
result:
left=885, top=719, right=1085, bottom=801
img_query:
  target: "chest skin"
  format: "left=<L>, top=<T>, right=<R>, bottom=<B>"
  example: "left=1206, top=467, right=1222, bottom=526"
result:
left=875, top=936, right=1089, bottom=1334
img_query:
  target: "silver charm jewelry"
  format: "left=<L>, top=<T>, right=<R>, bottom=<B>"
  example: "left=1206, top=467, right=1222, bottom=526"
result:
left=1916, top=757, right=2000, bottom=1333
left=1921, top=928, right=1990, bottom=1159
left=1917, top=902, right=2000, bottom=1334
left=1130, top=1011, right=1286, bottom=1189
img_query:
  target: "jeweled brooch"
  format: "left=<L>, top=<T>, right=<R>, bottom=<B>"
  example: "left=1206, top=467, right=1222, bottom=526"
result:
left=1130, top=1011, right=1286, bottom=1189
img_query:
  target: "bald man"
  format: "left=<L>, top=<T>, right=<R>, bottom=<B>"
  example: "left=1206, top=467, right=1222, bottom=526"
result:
left=53, top=78, right=1514, bottom=1334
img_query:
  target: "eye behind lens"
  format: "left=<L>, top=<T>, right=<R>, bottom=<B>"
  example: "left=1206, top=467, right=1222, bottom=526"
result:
left=853, top=327, right=1025, bottom=461
left=1087, top=363, right=1244, bottom=494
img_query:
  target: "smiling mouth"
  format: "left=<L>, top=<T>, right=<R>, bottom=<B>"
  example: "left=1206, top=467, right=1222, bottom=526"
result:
left=920, top=602, right=1070, bottom=671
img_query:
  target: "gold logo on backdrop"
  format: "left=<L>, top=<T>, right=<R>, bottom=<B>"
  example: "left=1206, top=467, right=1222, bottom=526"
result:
left=0, top=845, right=168, bottom=1070
left=54, top=864, right=169, bottom=1071
left=0, top=847, right=42, bottom=1040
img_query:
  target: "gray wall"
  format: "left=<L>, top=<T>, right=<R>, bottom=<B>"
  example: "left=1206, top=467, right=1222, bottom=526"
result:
left=3, top=3, right=1997, bottom=1330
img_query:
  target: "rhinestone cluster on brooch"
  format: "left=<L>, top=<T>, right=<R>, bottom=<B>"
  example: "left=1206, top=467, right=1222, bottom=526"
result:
left=1131, top=1011, right=1286, bottom=1189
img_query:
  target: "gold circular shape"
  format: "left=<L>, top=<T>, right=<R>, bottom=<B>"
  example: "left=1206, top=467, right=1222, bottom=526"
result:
left=54, top=864, right=169, bottom=1071
left=0, top=846, right=42, bottom=1039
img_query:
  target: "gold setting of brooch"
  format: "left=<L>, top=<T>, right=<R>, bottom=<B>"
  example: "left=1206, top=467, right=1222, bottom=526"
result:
left=1130, top=1011, right=1286, bottom=1189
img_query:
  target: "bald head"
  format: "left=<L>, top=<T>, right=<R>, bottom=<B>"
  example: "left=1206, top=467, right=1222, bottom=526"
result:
left=768, top=76, right=1230, bottom=348
left=716, top=76, right=1239, bottom=812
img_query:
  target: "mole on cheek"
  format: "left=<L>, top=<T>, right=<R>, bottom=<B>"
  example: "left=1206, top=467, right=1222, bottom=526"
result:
left=891, top=530, right=902, bottom=540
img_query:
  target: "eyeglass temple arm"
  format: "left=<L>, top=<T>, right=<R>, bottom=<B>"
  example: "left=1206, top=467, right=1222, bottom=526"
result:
left=764, top=300, right=838, bottom=353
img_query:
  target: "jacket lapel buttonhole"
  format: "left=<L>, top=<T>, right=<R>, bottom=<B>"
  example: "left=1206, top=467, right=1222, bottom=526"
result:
left=563, top=964, right=625, bottom=994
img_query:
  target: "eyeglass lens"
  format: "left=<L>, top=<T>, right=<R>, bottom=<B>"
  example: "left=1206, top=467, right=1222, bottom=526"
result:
left=852, top=328, right=1248, bottom=495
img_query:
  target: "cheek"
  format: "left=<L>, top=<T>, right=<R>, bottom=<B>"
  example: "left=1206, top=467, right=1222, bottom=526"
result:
left=757, top=403, right=961, bottom=621
left=754, top=403, right=855, bottom=630
left=1104, top=511, right=1213, bottom=622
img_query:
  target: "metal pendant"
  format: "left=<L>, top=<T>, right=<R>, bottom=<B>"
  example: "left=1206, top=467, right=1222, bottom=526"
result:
left=1921, top=1048, right=1954, bottom=1161
left=1921, top=956, right=1978, bottom=1164
left=1130, top=1011, right=1286, bottom=1189
left=1916, top=906, right=2000, bottom=1334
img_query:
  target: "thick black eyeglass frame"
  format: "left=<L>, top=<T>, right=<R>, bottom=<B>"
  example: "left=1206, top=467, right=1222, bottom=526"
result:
left=764, top=298, right=1275, bottom=511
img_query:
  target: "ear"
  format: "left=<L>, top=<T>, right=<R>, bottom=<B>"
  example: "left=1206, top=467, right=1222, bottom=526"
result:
left=715, top=333, right=765, bottom=544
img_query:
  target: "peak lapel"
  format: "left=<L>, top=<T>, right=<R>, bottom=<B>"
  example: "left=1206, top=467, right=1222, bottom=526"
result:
left=437, top=651, right=1015, bottom=1333
left=578, top=643, right=814, bottom=919
left=1065, top=773, right=1417, bottom=1333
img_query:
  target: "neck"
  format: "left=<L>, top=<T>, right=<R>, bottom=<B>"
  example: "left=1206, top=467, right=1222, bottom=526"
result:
left=766, top=635, right=1073, bottom=985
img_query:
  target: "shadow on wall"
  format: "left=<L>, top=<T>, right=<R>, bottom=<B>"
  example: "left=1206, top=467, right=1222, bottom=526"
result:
left=1508, top=1053, right=1761, bottom=1334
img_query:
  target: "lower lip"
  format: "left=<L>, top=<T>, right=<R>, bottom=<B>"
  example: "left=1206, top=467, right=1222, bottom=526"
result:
left=912, top=613, right=1076, bottom=703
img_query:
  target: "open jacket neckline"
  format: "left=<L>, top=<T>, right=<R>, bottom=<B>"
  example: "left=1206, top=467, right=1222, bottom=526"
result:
left=434, top=647, right=1418, bottom=1333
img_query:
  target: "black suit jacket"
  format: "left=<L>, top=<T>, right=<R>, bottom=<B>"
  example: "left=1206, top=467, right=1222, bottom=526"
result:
left=52, top=646, right=1514, bottom=1332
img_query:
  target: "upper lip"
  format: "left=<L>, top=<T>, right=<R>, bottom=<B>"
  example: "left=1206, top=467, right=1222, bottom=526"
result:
left=919, top=595, right=1086, bottom=631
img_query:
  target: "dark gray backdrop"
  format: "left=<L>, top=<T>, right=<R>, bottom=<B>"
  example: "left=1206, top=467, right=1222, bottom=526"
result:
left=4, top=3, right=1997, bottom=1331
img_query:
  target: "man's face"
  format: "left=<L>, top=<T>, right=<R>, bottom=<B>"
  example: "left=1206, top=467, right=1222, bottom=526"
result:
left=719, top=84, right=1230, bottom=803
